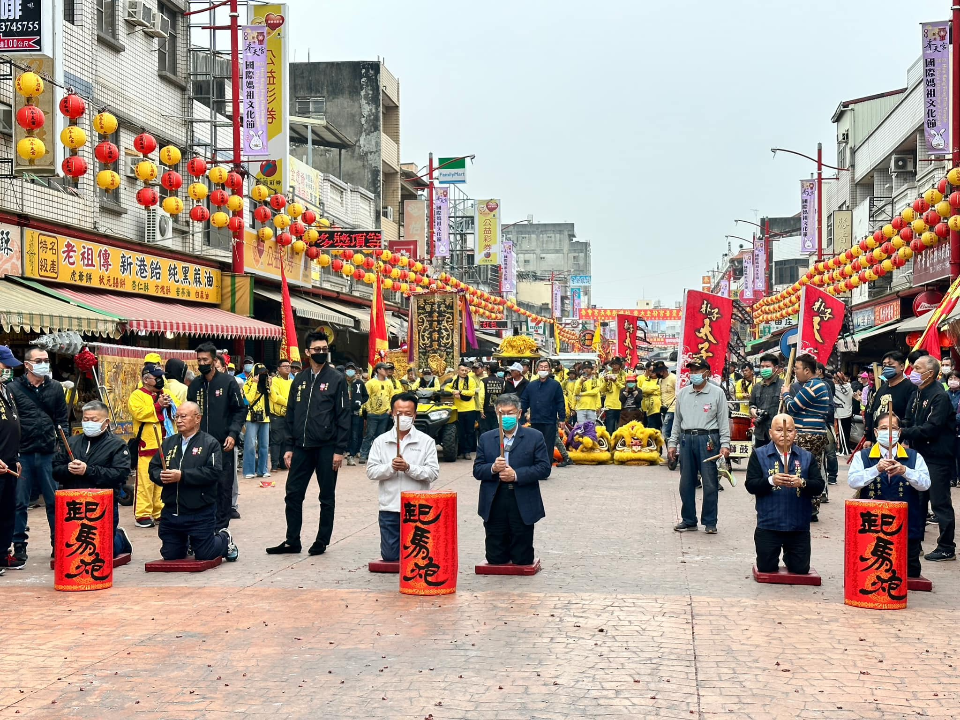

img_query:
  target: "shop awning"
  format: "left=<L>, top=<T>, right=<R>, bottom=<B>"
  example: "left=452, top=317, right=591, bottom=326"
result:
left=0, top=279, right=120, bottom=337
left=474, top=332, right=503, bottom=352
left=313, top=299, right=370, bottom=333
left=897, top=309, right=960, bottom=333
left=51, top=287, right=282, bottom=339
left=255, top=288, right=353, bottom=326
left=853, top=320, right=901, bottom=342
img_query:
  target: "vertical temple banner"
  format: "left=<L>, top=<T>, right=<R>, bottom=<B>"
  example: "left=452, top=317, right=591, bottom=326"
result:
left=754, top=235, right=767, bottom=295
left=433, top=186, right=450, bottom=258
left=797, top=285, right=845, bottom=364
left=616, top=314, right=640, bottom=368
left=241, top=25, right=269, bottom=156
left=800, top=180, right=817, bottom=254
left=403, top=199, right=427, bottom=259
left=249, top=3, right=289, bottom=194
left=571, top=286, right=582, bottom=318
left=552, top=281, right=562, bottom=318
left=677, top=290, right=734, bottom=391
left=741, top=252, right=754, bottom=302
left=718, top=276, right=730, bottom=298
left=475, top=199, right=500, bottom=265
left=921, top=21, right=950, bottom=154
left=501, top=241, right=516, bottom=293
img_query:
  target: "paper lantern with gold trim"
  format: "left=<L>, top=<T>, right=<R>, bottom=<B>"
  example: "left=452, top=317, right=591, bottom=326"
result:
left=924, top=189, right=944, bottom=206
left=16, top=136, right=44, bottom=160
left=305, top=228, right=319, bottom=244
left=949, top=215, right=960, bottom=232
left=273, top=213, right=291, bottom=230
left=292, top=240, right=306, bottom=254
left=135, top=160, right=158, bottom=182
left=257, top=227, right=274, bottom=242
left=208, top=166, right=229, bottom=185
left=96, top=169, right=121, bottom=190
left=226, top=194, right=245, bottom=213
left=251, top=184, right=270, bottom=202
left=341, top=263, right=355, bottom=277
left=318, top=254, right=331, bottom=268
left=187, top=182, right=208, bottom=201
left=161, top=196, right=184, bottom=215
left=92, top=112, right=118, bottom=135
left=15, top=72, right=43, bottom=97
left=159, top=145, right=181, bottom=166
left=210, top=211, right=230, bottom=228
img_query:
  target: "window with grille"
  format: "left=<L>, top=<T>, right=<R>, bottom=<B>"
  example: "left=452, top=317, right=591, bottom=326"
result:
left=0, top=102, right=12, bottom=135
left=64, top=0, right=77, bottom=24
left=96, top=0, right=116, bottom=38
left=158, top=5, right=179, bottom=77
left=296, top=97, right=326, bottom=118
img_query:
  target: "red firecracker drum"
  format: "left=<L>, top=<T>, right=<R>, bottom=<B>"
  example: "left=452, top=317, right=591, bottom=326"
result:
left=399, top=491, right=458, bottom=596
left=730, top=413, right=751, bottom=442
left=54, top=489, right=113, bottom=591
left=844, top=499, right=908, bottom=610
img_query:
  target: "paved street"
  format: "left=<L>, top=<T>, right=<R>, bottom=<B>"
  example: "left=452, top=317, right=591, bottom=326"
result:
left=2, top=458, right=959, bottom=719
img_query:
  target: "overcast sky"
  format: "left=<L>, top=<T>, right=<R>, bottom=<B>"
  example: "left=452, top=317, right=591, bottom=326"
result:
left=284, top=0, right=946, bottom=308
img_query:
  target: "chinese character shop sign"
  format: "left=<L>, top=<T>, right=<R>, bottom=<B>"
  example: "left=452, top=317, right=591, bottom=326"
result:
left=399, top=491, right=458, bottom=596
left=241, top=25, right=268, bottom=156
left=23, top=230, right=222, bottom=303
left=313, top=230, right=383, bottom=250
left=921, top=21, right=950, bottom=154
left=0, top=0, right=45, bottom=53
left=844, top=499, right=908, bottom=610
left=54, top=489, right=113, bottom=591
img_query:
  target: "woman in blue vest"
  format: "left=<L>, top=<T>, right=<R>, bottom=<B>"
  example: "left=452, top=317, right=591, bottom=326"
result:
left=848, top=412, right=931, bottom=578
left=744, top=414, right=825, bottom=574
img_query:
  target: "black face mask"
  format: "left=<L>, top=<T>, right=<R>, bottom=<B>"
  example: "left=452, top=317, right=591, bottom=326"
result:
left=311, top=352, right=329, bottom=366
left=154, top=377, right=165, bottom=390
left=198, top=363, right=213, bottom=376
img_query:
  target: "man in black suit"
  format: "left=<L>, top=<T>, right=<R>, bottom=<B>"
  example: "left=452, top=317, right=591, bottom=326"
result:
left=473, top=393, right=552, bottom=565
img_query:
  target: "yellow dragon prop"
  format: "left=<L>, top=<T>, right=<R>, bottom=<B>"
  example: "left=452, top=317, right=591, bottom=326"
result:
left=611, top=421, right=664, bottom=466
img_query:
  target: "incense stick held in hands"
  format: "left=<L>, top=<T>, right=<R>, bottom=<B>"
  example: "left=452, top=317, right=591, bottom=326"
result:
left=152, top=424, right=167, bottom=470
left=57, top=425, right=74, bottom=461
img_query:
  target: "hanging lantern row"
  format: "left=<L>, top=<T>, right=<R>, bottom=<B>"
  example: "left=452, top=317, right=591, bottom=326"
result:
left=14, top=72, right=46, bottom=164
left=93, top=111, right=121, bottom=193
left=59, top=91, right=87, bottom=180
left=754, top=170, right=960, bottom=323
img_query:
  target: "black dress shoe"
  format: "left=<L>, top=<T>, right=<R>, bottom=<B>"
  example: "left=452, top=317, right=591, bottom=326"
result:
left=230, top=508, right=241, bottom=520
left=265, top=541, right=301, bottom=555
left=308, top=541, right=327, bottom=556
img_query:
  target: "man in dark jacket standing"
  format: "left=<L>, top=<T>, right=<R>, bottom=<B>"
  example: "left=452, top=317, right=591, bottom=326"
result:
left=149, top=401, right=237, bottom=562
left=53, top=401, right=132, bottom=556
left=521, top=359, right=567, bottom=466
left=187, top=342, right=246, bottom=530
left=344, top=361, right=368, bottom=466
left=9, top=346, right=68, bottom=562
left=901, top=355, right=957, bottom=562
left=267, top=331, right=351, bottom=556
left=0, top=346, right=21, bottom=571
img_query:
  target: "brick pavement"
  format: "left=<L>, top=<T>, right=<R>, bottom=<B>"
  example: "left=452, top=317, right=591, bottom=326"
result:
left=2, top=458, right=959, bottom=719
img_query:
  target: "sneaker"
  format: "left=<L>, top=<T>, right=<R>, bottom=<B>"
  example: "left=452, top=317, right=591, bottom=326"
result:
left=221, top=529, right=239, bottom=562
left=346, top=456, right=356, bottom=466
left=811, top=514, right=819, bottom=523
left=925, top=549, right=956, bottom=562
left=828, top=479, right=837, bottom=485
left=358, top=457, right=367, bottom=465
left=0, top=553, right=24, bottom=569
left=116, top=527, right=132, bottom=555
left=230, top=508, right=241, bottom=520
left=259, top=472, right=272, bottom=479
left=927, top=514, right=939, bottom=526
left=464, top=453, right=472, bottom=460
left=717, top=484, right=724, bottom=492
left=705, top=526, right=718, bottom=535
left=135, top=517, right=155, bottom=529
left=308, top=540, right=327, bottom=556
left=559, top=460, right=573, bottom=468
left=673, top=522, right=697, bottom=532
left=243, top=474, right=255, bottom=479
left=265, top=540, right=301, bottom=555
left=12, top=542, right=26, bottom=562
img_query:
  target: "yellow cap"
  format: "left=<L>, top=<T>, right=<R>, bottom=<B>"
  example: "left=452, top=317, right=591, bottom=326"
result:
left=144, top=352, right=162, bottom=364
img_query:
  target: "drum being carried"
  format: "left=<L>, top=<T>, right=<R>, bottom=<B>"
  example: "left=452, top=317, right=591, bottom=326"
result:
left=730, top=412, right=751, bottom=443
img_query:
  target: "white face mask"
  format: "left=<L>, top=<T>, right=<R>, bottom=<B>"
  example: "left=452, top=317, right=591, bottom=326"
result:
left=29, top=361, right=50, bottom=377
left=878, top=430, right=900, bottom=447
left=396, top=415, right=414, bottom=432
left=82, top=420, right=107, bottom=438
left=538, top=370, right=550, bottom=379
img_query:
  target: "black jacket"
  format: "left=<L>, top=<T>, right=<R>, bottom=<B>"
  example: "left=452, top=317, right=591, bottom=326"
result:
left=474, top=426, right=550, bottom=525
left=149, top=430, right=223, bottom=513
left=284, top=363, right=351, bottom=454
left=8, top=375, right=68, bottom=455
left=53, top=431, right=130, bottom=490
left=187, top=370, right=246, bottom=444
left=0, top=383, right=20, bottom=467
left=902, top=382, right=956, bottom=463
left=865, top=378, right=915, bottom=440
left=348, top=376, right=368, bottom=416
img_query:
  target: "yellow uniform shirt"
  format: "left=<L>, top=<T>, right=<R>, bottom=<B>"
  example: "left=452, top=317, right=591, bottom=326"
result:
left=734, top=378, right=753, bottom=415
left=128, top=388, right=164, bottom=452
left=659, top=373, right=677, bottom=414
left=574, top=377, right=603, bottom=411
left=602, top=371, right=626, bottom=410
left=243, top=377, right=271, bottom=423
left=269, top=375, right=292, bottom=417
left=450, top=374, right=479, bottom=413
left=640, top=376, right=662, bottom=415
left=365, top=378, right=395, bottom=415
left=164, top=378, right=188, bottom=409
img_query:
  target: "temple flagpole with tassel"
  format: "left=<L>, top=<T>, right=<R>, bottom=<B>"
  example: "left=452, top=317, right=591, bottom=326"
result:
left=907, top=273, right=960, bottom=364
left=279, top=262, right=300, bottom=364
left=369, top=268, right=389, bottom=369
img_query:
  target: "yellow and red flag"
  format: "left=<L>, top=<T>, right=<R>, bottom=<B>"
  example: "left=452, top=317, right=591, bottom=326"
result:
left=369, top=270, right=389, bottom=368
left=910, top=274, right=960, bottom=362
left=279, top=262, right=300, bottom=363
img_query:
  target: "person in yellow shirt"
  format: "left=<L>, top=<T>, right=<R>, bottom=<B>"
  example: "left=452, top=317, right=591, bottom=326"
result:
left=653, top=360, right=677, bottom=438
left=269, top=358, right=293, bottom=471
left=563, top=364, right=581, bottom=422
left=163, top=358, right=189, bottom=409
left=242, top=364, right=272, bottom=478
left=359, top=362, right=395, bottom=463
left=128, top=366, right=170, bottom=527
left=640, top=363, right=663, bottom=431
left=601, top=357, right=626, bottom=434
left=384, top=363, right=404, bottom=396
left=734, top=364, right=755, bottom=416
left=450, top=362, right=479, bottom=459
left=574, top=363, right=603, bottom=424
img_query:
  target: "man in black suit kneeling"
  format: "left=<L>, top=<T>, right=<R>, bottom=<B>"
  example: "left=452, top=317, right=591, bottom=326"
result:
left=474, top=393, right=552, bottom=565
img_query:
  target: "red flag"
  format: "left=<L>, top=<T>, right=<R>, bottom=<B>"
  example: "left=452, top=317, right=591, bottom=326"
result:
left=616, top=313, right=640, bottom=367
left=368, top=271, right=389, bottom=368
left=279, top=262, right=300, bottom=363
left=919, top=325, right=943, bottom=360
left=678, top=290, right=733, bottom=390
left=797, top=285, right=845, bottom=364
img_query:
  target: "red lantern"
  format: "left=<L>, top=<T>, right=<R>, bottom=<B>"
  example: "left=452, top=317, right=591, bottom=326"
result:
left=880, top=242, right=894, bottom=256
left=936, top=222, right=950, bottom=239
left=874, top=264, right=886, bottom=277
left=225, top=172, right=244, bottom=193
left=160, top=170, right=182, bottom=191
left=399, top=270, right=409, bottom=281
left=61, top=156, right=87, bottom=178
left=373, top=248, right=384, bottom=257
left=269, top=194, right=287, bottom=211
left=891, top=216, right=905, bottom=231
left=228, top=216, right=244, bottom=234
left=58, top=93, right=86, bottom=119
left=872, top=229, right=884, bottom=244
left=938, top=178, right=949, bottom=195
left=910, top=239, right=925, bottom=252
left=913, top=198, right=930, bottom=214
left=209, top=189, right=228, bottom=206
left=15, top=105, right=44, bottom=130
left=306, top=247, right=320, bottom=260
left=353, top=268, right=365, bottom=281
left=254, top=205, right=272, bottom=224
left=363, top=256, right=375, bottom=269
left=187, top=157, right=207, bottom=177
left=332, top=259, right=344, bottom=272
left=950, top=191, right=960, bottom=208
left=925, top=210, right=942, bottom=226
left=277, top=232, right=292, bottom=246
left=136, top=187, right=159, bottom=207
left=382, top=264, right=393, bottom=275
left=859, top=239, right=870, bottom=252
left=190, top=205, right=210, bottom=223
left=301, top=210, right=317, bottom=226
left=899, top=227, right=914, bottom=242
left=342, top=249, right=355, bottom=261
left=133, top=132, right=157, bottom=156
left=94, top=141, right=119, bottom=164
left=289, top=221, right=306, bottom=237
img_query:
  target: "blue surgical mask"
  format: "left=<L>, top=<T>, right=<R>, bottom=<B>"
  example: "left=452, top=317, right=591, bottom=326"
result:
left=689, top=373, right=704, bottom=386
left=496, top=371, right=505, bottom=378
left=29, top=361, right=50, bottom=377
left=501, top=415, right=518, bottom=432
left=346, top=369, right=356, bottom=378
left=881, top=366, right=898, bottom=381
left=82, top=420, right=106, bottom=438
left=243, top=364, right=254, bottom=374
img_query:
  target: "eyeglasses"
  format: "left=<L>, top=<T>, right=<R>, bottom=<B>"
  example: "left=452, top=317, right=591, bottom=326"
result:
left=307, top=346, right=328, bottom=353
left=174, top=414, right=198, bottom=420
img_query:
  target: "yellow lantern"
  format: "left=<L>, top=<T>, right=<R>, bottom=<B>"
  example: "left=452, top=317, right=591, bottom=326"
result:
left=318, top=217, right=331, bottom=228
left=187, top=183, right=208, bottom=201
left=900, top=207, right=916, bottom=223
left=891, top=237, right=905, bottom=249
left=881, top=259, right=895, bottom=273
left=92, top=112, right=118, bottom=135
left=363, top=272, right=376, bottom=284
left=383, top=278, right=394, bottom=290
left=949, top=168, right=960, bottom=186
left=211, top=211, right=230, bottom=228
left=16, top=136, right=45, bottom=160
left=258, top=227, right=274, bottom=242
left=159, top=146, right=181, bottom=167
left=936, top=200, right=952, bottom=218
left=399, top=283, right=409, bottom=293
left=865, top=236, right=878, bottom=249
left=96, top=169, right=121, bottom=190
left=390, top=268, right=400, bottom=279
left=381, top=250, right=392, bottom=263
left=135, top=160, right=158, bottom=182
left=251, top=184, right=271, bottom=202
left=208, top=166, right=229, bottom=185
left=849, top=275, right=860, bottom=288
left=292, top=240, right=306, bottom=254
left=15, top=72, right=44, bottom=97
left=318, top=253, right=331, bottom=268
left=60, top=126, right=87, bottom=149
left=398, top=255, right=409, bottom=267
left=273, top=213, right=291, bottom=229
left=858, top=256, right=870, bottom=269
left=900, top=246, right=914, bottom=260
left=850, top=245, right=863, bottom=257
left=922, top=231, right=938, bottom=247
left=912, top=219, right=928, bottom=234
left=881, top=224, right=896, bottom=239
left=227, top=194, right=245, bottom=213
left=305, top=228, right=319, bottom=244
left=924, top=188, right=944, bottom=205
left=161, top=196, right=184, bottom=215
left=287, top=202, right=304, bottom=219
left=873, top=248, right=887, bottom=262
left=353, top=253, right=365, bottom=267
left=865, top=269, right=877, bottom=282
left=342, top=263, right=355, bottom=276
left=949, top=215, right=960, bottom=232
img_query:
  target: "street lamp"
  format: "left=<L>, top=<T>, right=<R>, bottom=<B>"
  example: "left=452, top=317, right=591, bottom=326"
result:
left=770, top=145, right=850, bottom=262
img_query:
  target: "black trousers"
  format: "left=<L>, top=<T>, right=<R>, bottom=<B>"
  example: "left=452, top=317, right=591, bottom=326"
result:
left=0, top=474, right=15, bottom=554
left=754, top=527, right=811, bottom=574
left=531, top=423, right=557, bottom=459
left=216, top=447, right=236, bottom=530
left=483, top=483, right=535, bottom=565
left=379, top=510, right=400, bottom=562
left=159, top=505, right=227, bottom=561
left=269, top=414, right=289, bottom=470
left=908, top=538, right=922, bottom=578
left=458, top=411, right=478, bottom=454
left=927, top=460, right=956, bottom=552
left=284, top=445, right=338, bottom=546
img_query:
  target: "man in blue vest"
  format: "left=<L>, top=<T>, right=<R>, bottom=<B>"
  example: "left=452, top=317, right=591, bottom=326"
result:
left=744, top=414, right=824, bottom=574
left=848, top=412, right=931, bottom=578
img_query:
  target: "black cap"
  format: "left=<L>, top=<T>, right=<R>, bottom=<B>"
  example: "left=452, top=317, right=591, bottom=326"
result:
left=685, top=357, right=710, bottom=371
left=374, top=362, right=387, bottom=371
left=610, top=357, right=623, bottom=366
left=652, top=360, right=667, bottom=371
left=345, top=361, right=357, bottom=369
left=384, top=363, right=395, bottom=370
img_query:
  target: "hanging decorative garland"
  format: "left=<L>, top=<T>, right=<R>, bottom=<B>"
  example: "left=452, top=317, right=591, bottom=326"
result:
left=132, top=130, right=159, bottom=209
left=92, top=110, right=120, bottom=194
left=158, top=145, right=183, bottom=216
left=186, top=156, right=210, bottom=223
left=58, top=91, right=87, bottom=182
left=14, top=71, right=45, bottom=166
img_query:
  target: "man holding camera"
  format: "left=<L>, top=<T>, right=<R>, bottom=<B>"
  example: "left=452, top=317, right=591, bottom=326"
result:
left=749, top=353, right=783, bottom=447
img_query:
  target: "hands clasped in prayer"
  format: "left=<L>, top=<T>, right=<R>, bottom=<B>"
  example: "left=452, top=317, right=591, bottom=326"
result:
left=492, top=455, right=516, bottom=483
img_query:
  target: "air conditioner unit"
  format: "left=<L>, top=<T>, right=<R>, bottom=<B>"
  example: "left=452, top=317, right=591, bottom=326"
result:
left=890, top=155, right=915, bottom=174
left=124, top=155, right=139, bottom=179
left=145, top=12, right=170, bottom=38
left=381, top=205, right=394, bottom=222
left=145, top=207, right=174, bottom=244
left=125, top=0, right=153, bottom=27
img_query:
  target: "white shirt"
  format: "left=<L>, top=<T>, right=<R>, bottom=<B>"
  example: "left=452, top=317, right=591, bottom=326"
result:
left=847, top=443, right=931, bottom=492
left=834, top=382, right=853, bottom=419
left=366, top=425, right=440, bottom=512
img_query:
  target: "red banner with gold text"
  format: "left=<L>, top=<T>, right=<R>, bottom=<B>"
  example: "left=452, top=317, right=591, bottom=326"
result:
left=616, top=314, right=640, bottom=367
left=797, top=285, right=845, bottom=364
left=677, top=290, right=733, bottom=390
